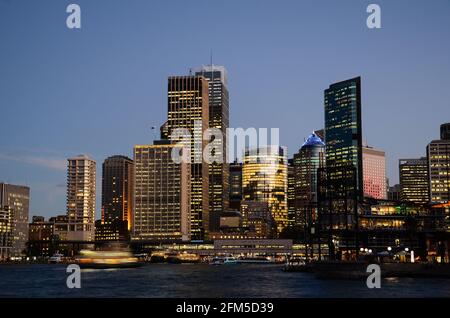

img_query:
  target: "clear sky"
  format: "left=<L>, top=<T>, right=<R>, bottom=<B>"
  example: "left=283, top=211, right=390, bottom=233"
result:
left=1, top=0, right=449, bottom=219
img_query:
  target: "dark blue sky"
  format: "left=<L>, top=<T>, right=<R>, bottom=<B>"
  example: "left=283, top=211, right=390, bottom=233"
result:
left=1, top=0, right=449, bottom=218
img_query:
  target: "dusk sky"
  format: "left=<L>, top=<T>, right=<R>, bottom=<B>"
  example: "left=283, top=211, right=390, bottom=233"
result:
left=1, top=0, right=449, bottom=218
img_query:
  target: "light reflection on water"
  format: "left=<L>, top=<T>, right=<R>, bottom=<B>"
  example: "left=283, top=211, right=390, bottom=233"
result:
left=1, top=263, right=450, bottom=298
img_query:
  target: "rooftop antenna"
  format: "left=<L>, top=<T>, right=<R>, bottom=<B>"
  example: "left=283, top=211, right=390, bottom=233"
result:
left=210, top=49, right=213, bottom=69
left=210, top=49, right=214, bottom=83
left=151, top=125, right=157, bottom=142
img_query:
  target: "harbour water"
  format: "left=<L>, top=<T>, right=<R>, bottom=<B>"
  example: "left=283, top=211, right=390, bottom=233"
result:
left=1, top=263, right=450, bottom=298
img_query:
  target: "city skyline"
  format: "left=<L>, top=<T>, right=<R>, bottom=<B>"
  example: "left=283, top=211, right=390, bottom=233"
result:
left=1, top=0, right=450, bottom=218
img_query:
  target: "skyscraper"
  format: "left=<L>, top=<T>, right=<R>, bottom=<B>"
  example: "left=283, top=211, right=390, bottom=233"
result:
left=427, top=123, right=450, bottom=204
left=166, top=75, right=209, bottom=240
left=195, top=65, right=230, bottom=233
left=0, top=207, right=12, bottom=260
left=287, top=159, right=296, bottom=227
left=319, top=77, right=363, bottom=232
left=399, top=158, right=429, bottom=204
left=229, top=160, right=243, bottom=211
left=293, top=133, right=325, bottom=227
left=0, top=183, right=29, bottom=258
left=362, top=145, right=387, bottom=200
left=242, top=146, right=288, bottom=234
left=132, top=141, right=191, bottom=242
left=66, top=155, right=96, bottom=241
left=101, top=155, right=134, bottom=230
left=324, top=77, right=363, bottom=197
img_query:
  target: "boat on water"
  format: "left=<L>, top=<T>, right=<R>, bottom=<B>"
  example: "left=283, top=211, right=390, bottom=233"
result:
left=48, top=253, right=64, bottom=264
left=210, top=256, right=238, bottom=265
left=76, top=249, right=144, bottom=269
left=237, top=256, right=276, bottom=264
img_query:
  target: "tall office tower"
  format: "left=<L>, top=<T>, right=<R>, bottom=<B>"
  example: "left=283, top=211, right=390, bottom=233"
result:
left=427, top=123, right=450, bottom=204
left=441, top=123, right=450, bottom=140
left=242, top=146, right=288, bottom=234
left=0, top=183, right=30, bottom=257
left=399, top=158, right=429, bottom=204
left=101, top=156, right=134, bottom=231
left=66, top=155, right=96, bottom=241
left=293, top=133, right=325, bottom=227
left=166, top=75, right=209, bottom=240
left=195, top=65, right=230, bottom=233
left=229, top=160, right=243, bottom=211
left=287, top=159, right=296, bottom=227
left=362, top=145, right=387, bottom=199
left=320, top=77, right=363, bottom=230
left=133, top=141, right=191, bottom=242
left=0, top=207, right=12, bottom=260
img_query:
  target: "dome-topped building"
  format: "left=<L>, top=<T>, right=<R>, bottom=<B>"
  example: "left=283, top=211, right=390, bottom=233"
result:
left=292, top=133, right=325, bottom=229
left=301, top=132, right=325, bottom=148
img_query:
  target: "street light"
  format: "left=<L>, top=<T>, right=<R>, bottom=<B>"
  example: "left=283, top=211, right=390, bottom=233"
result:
left=368, top=249, right=373, bottom=254
left=360, top=248, right=364, bottom=252
left=405, top=247, right=409, bottom=252
left=387, top=246, right=392, bottom=251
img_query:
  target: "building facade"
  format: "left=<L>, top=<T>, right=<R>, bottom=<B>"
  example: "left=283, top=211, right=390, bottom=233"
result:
left=427, top=123, right=450, bottom=204
left=0, top=207, right=12, bottom=260
left=324, top=77, right=363, bottom=198
left=441, top=123, right=450, bottom=140
left=132, top=142, right=191, bottom=242
left=388, top=184, right=401, bottom=201
left=66, top=155, right=96, bottom=241
left=0, top=182, right=30, bottom=258
left=362, top=145, right=387, bottom=199
left=240, top=201, right=274, bottom=239
left=399, top=158, right=429, bottom=204
left=242, top=146, right=288, bottom=234
left=287, top=159, right=296, bottom=227
left=196, top=65, right=230, bottom=233
left=293, top=133, right=325, bottom=227
left=229, top=160, right=243, bottom=211
left=101, top=155, right=134, bottom=237
left=319, top=77, right=363, bottom=231
left=166, top=75, right=210, bottom=240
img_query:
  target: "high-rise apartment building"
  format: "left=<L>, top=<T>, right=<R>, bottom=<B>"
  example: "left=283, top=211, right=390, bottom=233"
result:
left=0, top=182, right=30, bottom=258
left=132, top=141, right=191, bottom=242
left=101, top=155, right=134, bottom=232
left=166, top=75, right=209, bottom=240
left=66, top=155, right=96, bottom=241
left=242, top=146, right=288, bottom=234
left=362, top=145, right=387, bottom=199
left=195, top=65, right=230, bottom=233
left=399, top=158, right=429, bottom=204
